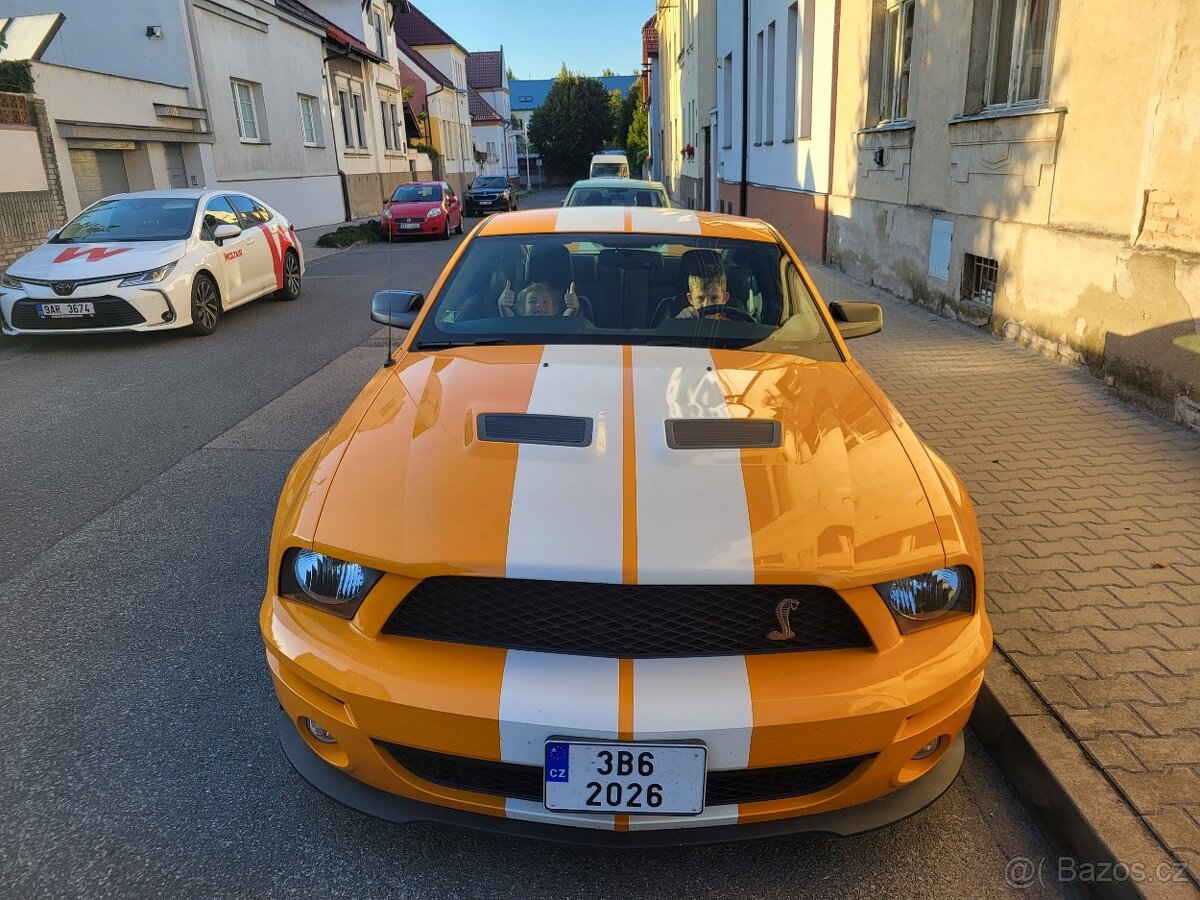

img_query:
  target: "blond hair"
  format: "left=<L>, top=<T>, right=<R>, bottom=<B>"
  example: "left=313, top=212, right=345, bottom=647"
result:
left=516, top=282, right=560, bottom=316
left=688, top=268, right=727, bottom=297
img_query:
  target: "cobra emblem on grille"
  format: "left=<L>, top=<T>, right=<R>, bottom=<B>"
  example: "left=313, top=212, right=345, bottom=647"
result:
left=767, top=598, right=800, bottom=641
left=52, top=281, right=75, bottom=296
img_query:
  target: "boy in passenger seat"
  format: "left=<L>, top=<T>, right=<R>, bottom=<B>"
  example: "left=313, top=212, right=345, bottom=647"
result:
left=498, top=281, right=581, bottom=317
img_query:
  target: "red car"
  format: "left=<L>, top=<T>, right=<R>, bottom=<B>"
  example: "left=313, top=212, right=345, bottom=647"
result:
left=380, top=181, right=464, bottom=240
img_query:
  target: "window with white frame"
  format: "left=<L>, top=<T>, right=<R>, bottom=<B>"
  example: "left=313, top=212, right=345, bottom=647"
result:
left=372, top=8, right=388, bottom=61
left=784, top=0, right=816, bottom=140
left=352, top=92, right=367, bottom=148
left=754, top=29, right=764, bottom=144
left=765, top=20, right=776, bottom=143
left=380, top=100, right=392, bottom=149
left=390, top=102, right=401, bottom=150
left=338, top=90, right=353, bottom=146
left=298, top=94, right=319, bottom=146
left=986, top=0, right=1056, bottom=107
left=879, top=0, right=915, bottom=123
left=722, top=53, right=733, bottom=148
left=231, top=79, right=261, bottom=141
left=487, top=141, right=496, bottom=162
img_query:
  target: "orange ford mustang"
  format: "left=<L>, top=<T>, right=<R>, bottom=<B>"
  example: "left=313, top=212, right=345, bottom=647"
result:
left=261, top=206, right=992, bottom=846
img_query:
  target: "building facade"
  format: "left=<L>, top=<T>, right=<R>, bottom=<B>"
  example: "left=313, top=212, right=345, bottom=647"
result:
left=827, top=0, right=1200, bottom=415
left=712, top=0, right=836, bottom=258
left=466, top=50, right=517, bottom=183
left=655, top=0, right=716, bottom=211
left=394, top=3, right=474, bottom=195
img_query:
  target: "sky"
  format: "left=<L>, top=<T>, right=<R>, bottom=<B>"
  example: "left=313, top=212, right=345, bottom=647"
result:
left=418, top=0, right=650, bottom=81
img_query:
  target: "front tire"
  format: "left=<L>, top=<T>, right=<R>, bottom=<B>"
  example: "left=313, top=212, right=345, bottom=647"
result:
left=440, top=218, right=450, bottom=240
left=455, top=215, right=464, bottom=235
left=187, top=273, right=220, bottom=336
left=276, top=250, right=301, bottom=301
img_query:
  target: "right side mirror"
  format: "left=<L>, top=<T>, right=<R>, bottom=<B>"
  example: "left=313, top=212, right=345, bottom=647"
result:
left=213, top=223, right=241, bottom=244
left=828, top=301, right=883, bottom=339
left=372, top=290, right=424, bottom=329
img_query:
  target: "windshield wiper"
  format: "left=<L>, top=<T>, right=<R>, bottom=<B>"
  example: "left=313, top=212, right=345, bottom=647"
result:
left=413, top=338, right=517, bottom=350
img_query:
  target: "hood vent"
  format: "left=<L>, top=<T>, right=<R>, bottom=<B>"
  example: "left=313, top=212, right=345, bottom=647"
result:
left=665, top=419, right=781, bottom=450
left=477, top=413, right=593, bottom=447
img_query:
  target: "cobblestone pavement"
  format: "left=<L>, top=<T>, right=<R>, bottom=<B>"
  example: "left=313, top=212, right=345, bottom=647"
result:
left=806, top=262, right=1200, bottom=880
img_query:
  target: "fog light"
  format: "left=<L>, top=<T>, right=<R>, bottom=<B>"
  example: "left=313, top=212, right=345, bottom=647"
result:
left=303, top=717, right=336, bottom=744
left=912, top=736, right=942, bottom=760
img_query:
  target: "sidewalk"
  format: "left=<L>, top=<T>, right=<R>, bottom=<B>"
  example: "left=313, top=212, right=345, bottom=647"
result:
left=807, top=262, right=1199, bottom=894
left=295, top=216, right=378, bottom=263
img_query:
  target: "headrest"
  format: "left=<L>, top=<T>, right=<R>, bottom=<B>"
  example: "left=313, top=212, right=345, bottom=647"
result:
left=596, top=248, right=663, bottom=271
left=525, top=243, right=573, bottom=290
left=677, top=249, right=724, bottom=288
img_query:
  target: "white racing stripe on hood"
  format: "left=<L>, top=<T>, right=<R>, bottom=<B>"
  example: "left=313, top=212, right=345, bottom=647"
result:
left=506, top=344, right=625, bottom=581
left=631, top=346, right=755, bottom=582
left=555, top=206, right=626, bottom=232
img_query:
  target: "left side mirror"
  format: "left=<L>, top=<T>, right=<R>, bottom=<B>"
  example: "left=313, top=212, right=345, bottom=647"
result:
left=828, top=301, right=883, bottom=339
left=372, top=290, right=424, bottom=329
left=47, top=228, right=60, bottom=240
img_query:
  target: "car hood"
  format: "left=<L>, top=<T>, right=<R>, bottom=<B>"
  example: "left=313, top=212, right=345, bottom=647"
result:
left=9, top=240, right=186, bottom=281
left=388, top=201, right=439, bottom=216
left=310, top=345, right=947, bottom=583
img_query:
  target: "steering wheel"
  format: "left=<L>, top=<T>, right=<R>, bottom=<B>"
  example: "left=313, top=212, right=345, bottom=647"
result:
left=693, top=303, right=756, bottom=323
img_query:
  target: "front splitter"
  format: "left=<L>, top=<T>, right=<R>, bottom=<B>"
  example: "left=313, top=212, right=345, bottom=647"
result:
left=277, top=710, right=965, bottom=847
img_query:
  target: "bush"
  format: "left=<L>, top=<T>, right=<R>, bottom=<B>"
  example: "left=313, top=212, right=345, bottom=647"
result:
left=0, top=60, right=34, bottom=94
left=315, top=221, right=382, bottom=248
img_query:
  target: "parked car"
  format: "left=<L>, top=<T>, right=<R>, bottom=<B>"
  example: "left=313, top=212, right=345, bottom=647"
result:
left=0, top=189, right=303, bottom=337
left=464, top=176, right=518, bottom=216
left=589, top=152, right=630, bottom=178
left=380, top=182, right=464, bottom=240
left=563, top=178, right=671, bottom=208
left=261, top=206, right=991, bottom=845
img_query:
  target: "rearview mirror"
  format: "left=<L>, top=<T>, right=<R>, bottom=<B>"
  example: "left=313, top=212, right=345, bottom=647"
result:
left=828, top=301, right=883, bottom=339
left=213, top=223, right=241, bottom=244
left=372, top=290, right=424, bottom=329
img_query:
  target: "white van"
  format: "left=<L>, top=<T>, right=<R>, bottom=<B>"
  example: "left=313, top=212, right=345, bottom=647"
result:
left=589, top=153, right=630, bottom=179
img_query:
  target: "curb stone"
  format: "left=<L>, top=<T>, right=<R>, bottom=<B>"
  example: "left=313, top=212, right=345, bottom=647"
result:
left=970, top=651, right=1197, bottom=899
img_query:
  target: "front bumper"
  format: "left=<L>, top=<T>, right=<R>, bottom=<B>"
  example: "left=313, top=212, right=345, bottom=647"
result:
left=0, top=279, right=188, bottom=334
left=464, top=196, right=513, bottom=214
left=279, top=706, right=967, bottom=846
left=380, top=216, right=445, bottom=237
left=262, top=588, right=991, bottom=841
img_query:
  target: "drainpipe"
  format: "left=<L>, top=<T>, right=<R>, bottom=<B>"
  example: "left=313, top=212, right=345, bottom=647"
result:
left=822, top=0, right=841, bottom=262
left=739, top=0, right=750, bottom=216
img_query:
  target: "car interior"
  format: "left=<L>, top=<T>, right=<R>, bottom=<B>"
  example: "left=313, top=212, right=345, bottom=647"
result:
left=423, top=235, right=836, bottom=358
left=573, top=189, right=665, bottom=207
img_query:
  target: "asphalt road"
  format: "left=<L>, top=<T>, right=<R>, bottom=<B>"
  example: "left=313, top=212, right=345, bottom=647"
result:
left=1, top=192, right=1076, bottom=899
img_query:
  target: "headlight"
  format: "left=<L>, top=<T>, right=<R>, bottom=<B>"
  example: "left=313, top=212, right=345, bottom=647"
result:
left=279, top=548, right=383, bottom=618
left=382, top=209, right=393, bottom=218
left=118, top=262, right=177, bottom=287
left=0, top=271, right=23, bottom=290
left=426, top=207, right=442, bottom=218
left=875, top=565, right=975, bottom=633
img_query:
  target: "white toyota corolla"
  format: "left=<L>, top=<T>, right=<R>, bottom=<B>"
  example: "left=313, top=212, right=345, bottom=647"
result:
left=0, top=189, right=304, bottom=336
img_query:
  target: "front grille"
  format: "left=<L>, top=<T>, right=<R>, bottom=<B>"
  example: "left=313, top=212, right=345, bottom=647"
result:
left=11, top=297, right=145, bottom=329
left=381, top=578, right=871, bottom=657
left=381, top=742, right=871, bottom=805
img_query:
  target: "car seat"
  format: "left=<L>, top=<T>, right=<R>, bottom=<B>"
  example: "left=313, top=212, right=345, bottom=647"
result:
left=525, top=243, right=593, bottom=320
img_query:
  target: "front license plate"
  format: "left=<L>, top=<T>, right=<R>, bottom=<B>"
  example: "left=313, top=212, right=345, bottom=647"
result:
left=400, top=223, right=420, bottom=230
left=479, top=200, right=493, bottom=205
left=544, top=740, right=706, bottom=815
left=37, top=302, right=95, bottom=318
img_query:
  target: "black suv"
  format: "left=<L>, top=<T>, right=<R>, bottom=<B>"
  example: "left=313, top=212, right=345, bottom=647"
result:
left=464, top=176, right=517, bottom=216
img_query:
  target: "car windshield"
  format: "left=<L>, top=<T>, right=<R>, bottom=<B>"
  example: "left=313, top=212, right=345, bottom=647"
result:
left=471, top=177, right=508, bottom=189
left=52, top=198, right=198, bottom=243
left=411, top=233, right=841, bottom=362
left=392, top=185, right=442, bottom=203
left=568, top=188, right=666, bottom=208
left=591, top=163, right=628, bottom=177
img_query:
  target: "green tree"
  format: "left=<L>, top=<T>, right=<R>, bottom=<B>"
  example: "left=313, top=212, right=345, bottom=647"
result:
left=600, top=67, right=616, bottom=77
left=505, top=65, right=516, bottom=82
left=609, top=86, right=638, bottom=151
left=528, top=73, right=614, bottom=177
left=626, top=89, right=649, bottom=169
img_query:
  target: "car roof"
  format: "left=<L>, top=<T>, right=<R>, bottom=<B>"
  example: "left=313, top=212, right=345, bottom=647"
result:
left=476, top=207, right=779, bottom=242
left=96, top=189, right=212, bottom=201
left=590, top=153, right=628, bottom=161
left=571, top=179, right=666, bottom=191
